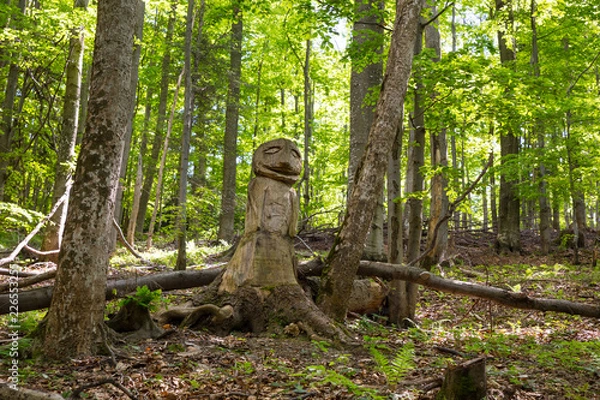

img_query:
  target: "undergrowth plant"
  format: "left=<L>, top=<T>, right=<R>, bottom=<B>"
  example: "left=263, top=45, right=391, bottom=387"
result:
left=365, top=337, right=416, bottom=386
left=120, top=285, right=165, bottom=312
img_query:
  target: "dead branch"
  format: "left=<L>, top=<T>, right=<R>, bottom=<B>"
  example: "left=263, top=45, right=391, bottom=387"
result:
left=23, top=244, right=60, bottom=257
left=70, top=377, right=137, bottom=400
left=0, top=193, right=67, bottom=268
left=0, top=268, right=56, bottom=292
left=0, top=268, right=38, bottom=277
left=113, top=218, right=146, bottom=261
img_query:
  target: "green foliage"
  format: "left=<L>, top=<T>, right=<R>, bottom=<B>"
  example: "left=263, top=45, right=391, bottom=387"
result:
left=0, top=202, right=45, bottom=233
left=120, top=285, right=164, bottom=312
left=365, top=339, right=416, bottom=386
left=303, top=364, right=384, bottom=400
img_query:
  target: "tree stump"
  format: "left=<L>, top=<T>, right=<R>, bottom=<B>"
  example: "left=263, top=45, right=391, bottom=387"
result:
left=107, top=301, right=164, bottom=340
left=436, top=357, right=487, bottom=400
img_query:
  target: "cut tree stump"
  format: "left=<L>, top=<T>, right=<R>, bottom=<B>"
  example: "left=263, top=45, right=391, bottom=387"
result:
left=436, top=357, right=487, bottom=400
left=106, top=301, right=164, bottom=340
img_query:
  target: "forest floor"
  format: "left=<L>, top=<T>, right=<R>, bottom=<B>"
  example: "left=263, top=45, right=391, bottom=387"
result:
left=1, top=229, right=600, bottom=399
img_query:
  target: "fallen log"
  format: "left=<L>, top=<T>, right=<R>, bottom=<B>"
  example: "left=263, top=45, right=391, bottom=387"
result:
left=0, top=267, right=222, bottom=314
left=1, top=259, right=599, bottom=319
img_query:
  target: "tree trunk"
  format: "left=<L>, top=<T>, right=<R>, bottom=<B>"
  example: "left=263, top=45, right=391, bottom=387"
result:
left=175, top=0, right=196, bottom=271
left=495, top=0, right=521, bottom=253
left=387, top=121, right=405, bottom=325
left=349, top=0, right=385, bottom=260
left=318, top=0, right=423, bottom=322
left=40, top=27, right=84, bottom=261
left=301, top=39, right=313, bottom=227
left=217, top=2, right=243, bottom=243
left=113, top=0, right=144, bottom=240
left=401, top=21, right=425, bottom=325
left=147, top=68, right=184, bottom=250
left=421, top=2, right=448, bottom=270
left=40, top=0, right=136, bottom=360
left=0, top=0, right=26, bottom=200
left=529, top=2, right=550, bottom=242
left=136, top=1, right=176, bottom=233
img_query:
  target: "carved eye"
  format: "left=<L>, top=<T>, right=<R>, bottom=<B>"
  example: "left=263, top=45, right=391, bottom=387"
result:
left=264, top=146, right=282, bottom=155
left=292, top=149, right=301, bottom=158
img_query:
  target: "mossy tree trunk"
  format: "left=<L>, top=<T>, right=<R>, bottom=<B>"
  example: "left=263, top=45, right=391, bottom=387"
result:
left=40, top=0, right=136, bottom=360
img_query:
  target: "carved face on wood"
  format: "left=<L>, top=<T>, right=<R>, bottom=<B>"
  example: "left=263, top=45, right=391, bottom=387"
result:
left=252, top=138, right=302, bottom=184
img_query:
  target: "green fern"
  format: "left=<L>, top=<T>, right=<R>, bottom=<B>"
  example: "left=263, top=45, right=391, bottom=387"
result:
left=368, top=341, right=416, bottom=385
left=120, top=285, right=163, bottom=312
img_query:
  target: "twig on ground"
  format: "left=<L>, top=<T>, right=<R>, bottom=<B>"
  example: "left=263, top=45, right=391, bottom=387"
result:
left=69, top=377, right=137, bottom=400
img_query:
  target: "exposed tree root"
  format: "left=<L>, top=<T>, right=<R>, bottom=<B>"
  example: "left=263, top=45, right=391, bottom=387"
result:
left=0, top=384, right=64, bottom=400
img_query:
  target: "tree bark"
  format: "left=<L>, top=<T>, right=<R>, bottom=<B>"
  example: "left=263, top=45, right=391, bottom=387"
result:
left=146, top=68, right=184, bottom=250
left=495, top=0, right=521, bottom=253
left=318, top=0, right=423, bottom=322
left=113, top=0, right=145, bottom=240
left=348, top=0, right=385, bottom=260
left=0, top=0, right=26, bottom=200
left=175, top=0, right=196, bottom=271
left=39, top=27, right=84, bottom=261
left=217, top=2, right=243, bottom=243
left=136, top=1, right=176, bottom=233
left=387, top=121, right=405, bottom=325
left=40, top=0, right=136, bottom=360
left=531, top=0, right=551, bottom=254
left=301, top=39, right=313, bottom=227
left=401, top=21, right=425, bottom=325
left=421, top=3, right=448, bottom=270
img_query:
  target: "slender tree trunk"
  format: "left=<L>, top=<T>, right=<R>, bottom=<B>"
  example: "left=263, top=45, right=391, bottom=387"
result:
left=40, top=27, right=85, bottom=259
left=146, top=69, right=184, bottom=250
left=451, top=133, right=460, bottom=230
left=114, top=0, right=145, bottom=239
left=136, top=2, right=176, bottom=233
left=41, top=0, right=136, bottom=360
left=318, top=0, right=423, bottom=322
left=421, top=2, right=448, bottom=270
left=533, top=0, right=552, bottom=253
left=175, top=0, right=196, bottom=271
left=387, top=119, right=405, bottom=325
left=217, top=2, right=243, bottom=243
left=300, top=39, right=314, bottom=229
left=349, top=0, right=385, bottom=260
left=400, top=21, right=425, bottom=325
left=495, top=0, right=521, bottom=253
left=0, top=0, right=26, bottom=200
left=190, top=0, right=207, bottom=194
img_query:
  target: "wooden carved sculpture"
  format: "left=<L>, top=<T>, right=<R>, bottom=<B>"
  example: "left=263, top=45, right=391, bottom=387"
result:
left=219, top=138, right=302, bottom=293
